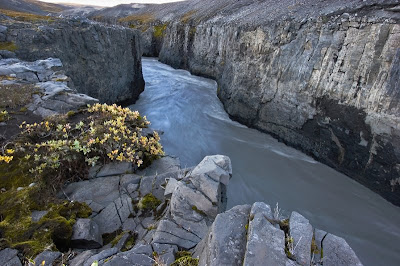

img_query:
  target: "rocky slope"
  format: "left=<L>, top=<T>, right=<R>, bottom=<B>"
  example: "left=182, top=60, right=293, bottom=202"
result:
left=0, top=14, right=144, bottom=104
left=120, top=0, right=400, bottom=206
left=0, top=155, right=362, bottom=265
left=0, top=0, right=68, bottom=15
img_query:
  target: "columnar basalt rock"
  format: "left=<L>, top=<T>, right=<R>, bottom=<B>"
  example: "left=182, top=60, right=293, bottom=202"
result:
left=0, top=18, right=144, bottom=104
left=122, top=0, right=400, bottom=205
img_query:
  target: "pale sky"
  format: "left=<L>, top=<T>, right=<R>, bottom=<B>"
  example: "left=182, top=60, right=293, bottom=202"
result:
left=39, top=0, right=186, bottom=7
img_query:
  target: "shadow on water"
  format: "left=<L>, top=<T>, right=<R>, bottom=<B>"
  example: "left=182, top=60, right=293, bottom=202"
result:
left=130, top=58, right=400, bottom=266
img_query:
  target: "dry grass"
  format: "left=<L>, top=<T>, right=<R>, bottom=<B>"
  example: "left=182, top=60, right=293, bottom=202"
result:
left=25, top=0, right=65, bottom=13
left=0, top=9, right=56, bottom=22
left=180, top=10, right=197, bottom=24
left=0, top=83, right=39, bottom=109
left=118, top=13, right=155, bottom=24
left=0, top=41, right=18, bottom=52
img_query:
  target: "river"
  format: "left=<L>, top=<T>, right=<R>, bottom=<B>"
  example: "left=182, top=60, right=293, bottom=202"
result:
left=130, top=58, right=400, bottom=265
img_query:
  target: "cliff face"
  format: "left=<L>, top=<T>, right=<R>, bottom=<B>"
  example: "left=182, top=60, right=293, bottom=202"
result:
left=1, top=18, right=144, bottom=104
left=123, top=0, right=400, bottom=205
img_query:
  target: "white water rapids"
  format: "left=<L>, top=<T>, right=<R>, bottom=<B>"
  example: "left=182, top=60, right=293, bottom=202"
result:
left=130, top=58, right=400, bottom=266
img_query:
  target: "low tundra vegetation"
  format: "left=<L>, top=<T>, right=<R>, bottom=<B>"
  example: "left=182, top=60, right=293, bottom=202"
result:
left=0, top=103, right=164, bottom=259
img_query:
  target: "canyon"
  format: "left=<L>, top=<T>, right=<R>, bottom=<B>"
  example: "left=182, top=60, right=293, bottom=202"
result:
left=121, top=0, right=400, bottom=206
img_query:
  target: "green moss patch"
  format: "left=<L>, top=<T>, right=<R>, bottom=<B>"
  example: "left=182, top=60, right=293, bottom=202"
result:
left=0, top=185, right=91, bottom=258
left=0, top=41, right=17, bottom=52
left=171, top=251, right=199, bottom=266
left=121, top=233, right=135, bottom=252
left=153, top=24, right=168, bottom=38
left=102, top=229, right=123, bottom=246
left=138, top=193, right=161, bottom=211
left=191, top=205, right=206, bottom=216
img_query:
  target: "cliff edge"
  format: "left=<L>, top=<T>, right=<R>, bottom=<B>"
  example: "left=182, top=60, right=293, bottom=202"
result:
left=120, top=0, right=400, bottom=206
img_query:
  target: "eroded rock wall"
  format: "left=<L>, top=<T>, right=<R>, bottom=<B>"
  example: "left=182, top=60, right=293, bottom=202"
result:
left=1, top=19, right=144, bottom=104
left=130, top=0, right=400, bottom=205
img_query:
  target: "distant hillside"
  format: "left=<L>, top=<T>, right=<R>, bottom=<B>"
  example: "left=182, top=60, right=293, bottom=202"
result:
left=0, top=0, right=69, bottom=15
left=89, top=3, right=149, bottom=19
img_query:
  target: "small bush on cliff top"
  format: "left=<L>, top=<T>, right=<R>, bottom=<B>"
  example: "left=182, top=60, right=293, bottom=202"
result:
left=0, top=103, right=164, bottom=181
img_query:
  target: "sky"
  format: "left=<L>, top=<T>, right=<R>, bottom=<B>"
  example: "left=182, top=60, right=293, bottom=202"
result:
left=39, top=0, right=186, bottom=7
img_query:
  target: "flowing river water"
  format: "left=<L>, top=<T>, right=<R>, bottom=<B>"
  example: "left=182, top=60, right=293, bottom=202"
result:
left=130, top=58, right=400, bottom=265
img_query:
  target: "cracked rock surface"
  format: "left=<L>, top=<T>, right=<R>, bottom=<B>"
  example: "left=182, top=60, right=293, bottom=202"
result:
left=54, top=155, right=363, bottom=266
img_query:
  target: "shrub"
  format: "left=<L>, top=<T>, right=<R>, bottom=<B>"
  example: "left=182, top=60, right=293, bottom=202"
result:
left=1, top=103, right=163, bottom=182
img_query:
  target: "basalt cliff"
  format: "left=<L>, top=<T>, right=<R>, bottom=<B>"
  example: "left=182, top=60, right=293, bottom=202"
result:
left=0, top=14, right=144, bottom=104
left=119, top=0, right=400, bottom=206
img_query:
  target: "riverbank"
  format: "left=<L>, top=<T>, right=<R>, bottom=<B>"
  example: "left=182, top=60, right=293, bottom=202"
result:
left=131, top=58, right=400, bottom=266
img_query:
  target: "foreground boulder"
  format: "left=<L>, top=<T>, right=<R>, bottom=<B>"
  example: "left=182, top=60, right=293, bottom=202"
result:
left=196, top=202, right=363, bottom=266
left=52, top=155, right=362, bottom=266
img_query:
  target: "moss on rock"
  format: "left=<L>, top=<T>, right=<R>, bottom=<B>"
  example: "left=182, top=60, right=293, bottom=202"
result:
left=153, top=24, right=168, bottom=38
left=137, top=193, right=161, bottom=211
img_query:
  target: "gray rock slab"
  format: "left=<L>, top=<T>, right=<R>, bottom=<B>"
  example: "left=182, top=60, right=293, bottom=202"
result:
left=0, top=248, right=22, bottom=266
left=34, top=251, right=61, bottom=266
left=171, top=181, right=217, bottom=219
left=152, top=172, right=169, bottom=201
left=250, top=202, right=273, bottom=220
left=71, top=218, right=103, bottom=249
left=135, top=222, right=148, bottom=241
left=289, top=211, right=313, bottom=266
left=190, top=173, right=221, bottom=204
left=69, top=250, right=96, bottom=266
left=164, top=177, right=178, bottom=198
left=159, top=249, right=176, bottom=265
left=127, top=183, right=139, bottom=194
left=120, top=174, right=141, bottom=187
left=139, top=175, right=154, bottom=197
left=152, top=243, right=178, bottom=254
left=93, top=201, right=122, bottom=234
left=323, top=234, right=363, bottom=266
left=94, top=195, right=133, bottom=234
left=103, top=253, right=153, bottom=266
left=152, top=219, right=201, bottom=249
left=137, top=156, right=180, bottom=176
left=84, top=248, right=118, bottom=266
left=122, top=218, right=137, bottom=232
left=31, top=210, right=48, bottom=222
left=190, top=155, right=232, bottom=185
left=243, top=203, right=287, bottom=266
left=141, top=216, right=156, bottom=229
left=199, top=204, right=251, bottom=266
left=96, top=162, right=133, bottom=177
left=63, top=176, right=120, bottom=207
left=130, top=244, right=153, bottom=256
left=115, top=194, right=134, bottom=224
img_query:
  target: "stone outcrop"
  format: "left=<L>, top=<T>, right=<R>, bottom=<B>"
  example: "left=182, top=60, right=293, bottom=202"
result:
left=123, top=0, right=400, bottom=205
left=0, top=248, right=22, bottom=266
left=0, top=17, right=144, bottom=104
left=34, top=154, right=361, bottom=266
left=195, top=201, right=363, bottom=266
left=0, top=57, right=98, bottom=117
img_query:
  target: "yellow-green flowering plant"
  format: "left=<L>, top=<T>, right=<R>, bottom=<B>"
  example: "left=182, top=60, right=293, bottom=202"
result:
left=1, top=103, right=164, bottom=182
